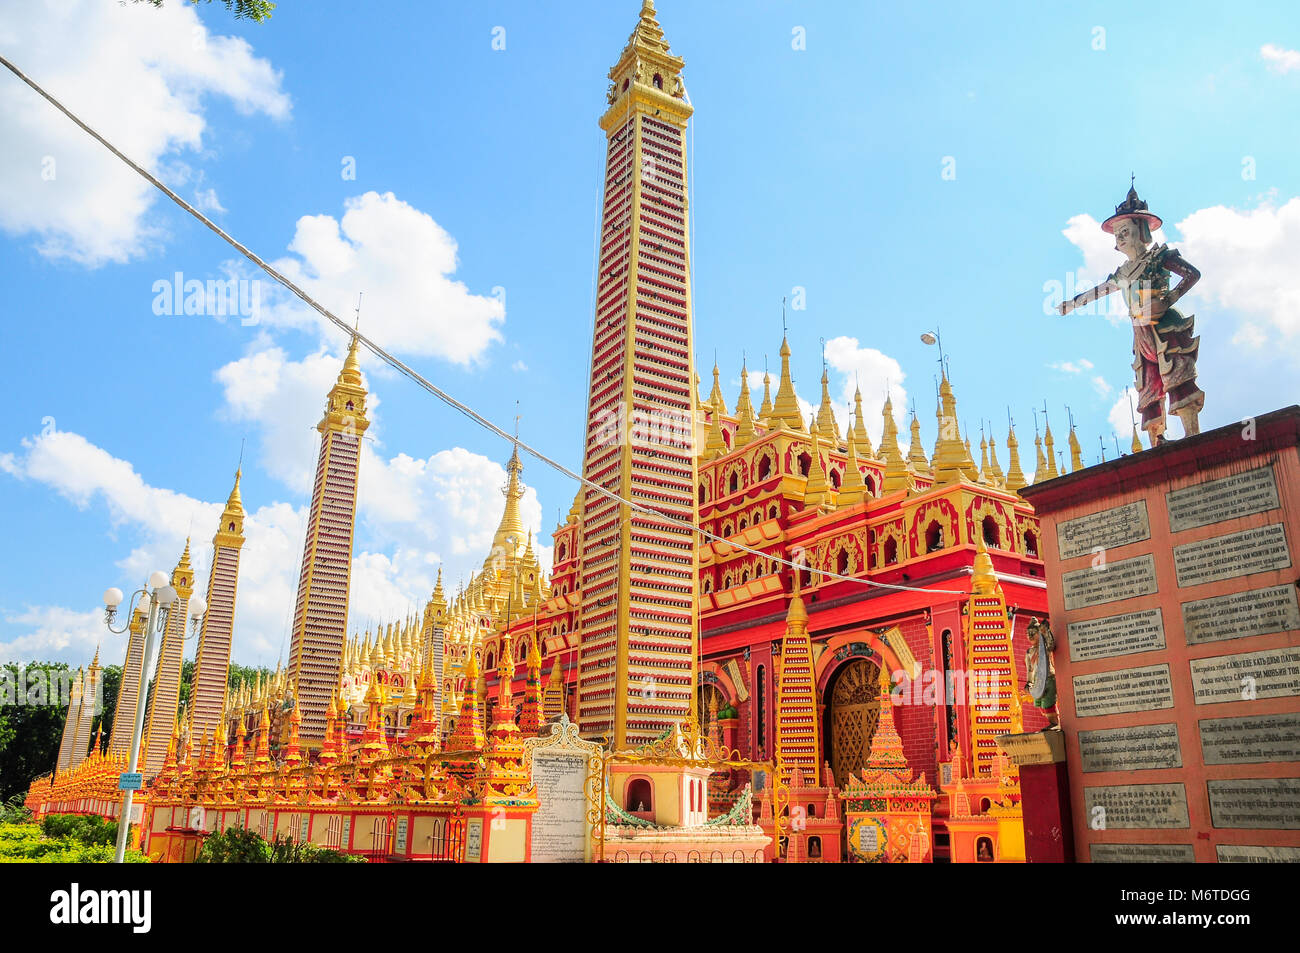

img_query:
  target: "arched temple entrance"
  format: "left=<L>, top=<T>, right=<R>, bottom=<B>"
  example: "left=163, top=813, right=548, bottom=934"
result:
left=827, top=658, right=882, bottom=788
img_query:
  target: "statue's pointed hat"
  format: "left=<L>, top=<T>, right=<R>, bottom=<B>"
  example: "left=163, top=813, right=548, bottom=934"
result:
left=1101, top=182, right=1162, bottom=234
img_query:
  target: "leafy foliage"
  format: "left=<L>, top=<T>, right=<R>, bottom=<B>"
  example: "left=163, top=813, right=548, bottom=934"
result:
left=135, top=0, right=276, bottom=22
left=41, top=812, right=118, bottom=847
left=0, top=662, right=72, bottom=802
left=196, top=828, right=364, bottom=863
left=0, top=820, right=148, bottom=863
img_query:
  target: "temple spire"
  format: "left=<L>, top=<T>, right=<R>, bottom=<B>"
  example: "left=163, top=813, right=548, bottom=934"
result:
left=801, top=417, right=835, bottom=511
left=771, top=336, right=804, bottom=431
left=988, top=432, right=1005, bottom=486
left=1043, top=417, right=1060, bottom=480
left=734, top=359, right=758, bottom=445
left=707, top=362, right=728, bottom=418
left=1068, top=424, right=1084, bottom=473
left=836, top=421, right=869, bottom=508
left=816, top=365, right=839, bottom=441
left=879, top=395, right=911, bottom=494
left=853, top=384, right=874, bottom=458
left=758, top=364, right=774, bottom=423
left=907, top=413, right=931, bottom=476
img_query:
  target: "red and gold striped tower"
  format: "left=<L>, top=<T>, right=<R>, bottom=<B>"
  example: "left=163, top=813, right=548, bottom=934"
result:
left=774, top=581, right=821, bottom=787
left=286, top=334, right=369, bottom=744
left=576, top=0, right=699, bottom=748
left=108, top=593, right=148, bottom=758
left=189, top=469, right=246, bottom=740
left=143, top=542, right=194, bottom=776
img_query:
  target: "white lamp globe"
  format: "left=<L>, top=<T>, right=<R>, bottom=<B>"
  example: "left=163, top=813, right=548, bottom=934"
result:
left=189, top=596, right=207, bottom=620
left=156, top=585, right=178, bottom=606
left=103, top=587, right=124, bottom=609
left=149, top=570, right=169, bottom=590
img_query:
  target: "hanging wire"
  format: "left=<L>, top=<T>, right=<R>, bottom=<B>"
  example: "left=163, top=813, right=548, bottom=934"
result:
left=0, top=52, right=975, bottom=596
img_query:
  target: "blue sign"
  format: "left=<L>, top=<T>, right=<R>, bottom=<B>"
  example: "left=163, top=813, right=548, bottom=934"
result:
left=118, top=772, right=143, bottom=791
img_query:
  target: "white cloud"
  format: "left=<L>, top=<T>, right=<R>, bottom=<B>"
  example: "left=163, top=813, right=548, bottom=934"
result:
left=0, top=425, right=551, bottom=666
left=0, top=0, right=289, bottom=266
left=0, top=606, right=104, bottom=666
left=1049, top=359, right=1094, bottom=374
left=824, top=336, right=908, bottom=447
left=1059, top=196, right=1300, bottom=362
left=216, top=342, right=363, bottom=495
left=1091, top=376, right=1113, bottom=398
left=1107, top=388, right=1140, bottom=439
left=1173, top=197, right=1300, bottom=352
left=511, top=360, right=528, bottom=372
left=258, top=191, right=505, bottom=366
left=1261, top=44, right=1300, bottom=74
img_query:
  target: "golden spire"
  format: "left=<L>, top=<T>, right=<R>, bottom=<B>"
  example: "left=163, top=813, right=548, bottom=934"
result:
left=879, top=394, right=911, bottom=494
left=971, top=531, right=999, bottom=596
left=319, top=331, right=369, bottom=434
left=171, top=538, right=195, bottom=599
left=801, top=417, right=835, bottom=511
left=1068, top=425, right=1084, bottom=473
left=758, top=366, right=774, bottom=422
left=907, top=413, right=931, bottom=475
left=1131, top=425, right=1143, bottom=454
left=734, top=359, right=758, bottom=445
left=771, top=336, right=804, bottom=431
left=707, top=362, right=728, bottom=417
left=988, top=434, right=1005, bottom=486
left=853, top=385, right=874, bottom=458
left=931, top=372, right=970, bottom=484
left=1043, top=418, right=1060, bottom=480
left=1033, top=427, right=1047, bottom=483
left=703, top=397, right=728, bottom=460
left=1003, top=423, right=1024, bottom=491
left=488, top=443, right=527, bottom=572
left=979, top=432, right=992, bottom=484
left=340, top=332, right=363, bottom=386
left=217, top=467, right=246, bottom=548
left=836, top=421, right=869, bottom=508
left=816, top=366, right=839, bottom=441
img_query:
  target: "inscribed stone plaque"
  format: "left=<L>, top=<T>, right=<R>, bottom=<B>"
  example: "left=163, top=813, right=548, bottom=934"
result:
left=1073, top=664, right=1174, bottom=718
left=1174, top=523, right=1291, bottom=588
left=1199, top=712, right=1300, bottom=765
left=1207, top=778, right=1300, bottom=830
left=1216, top=844, right=1300, bottom=862
left=1090, top=843, right=1196, bottom=863
left=1190, top=648, right=1300, bottom=705
left=1058, top=500, right=1151, bottom=560
left=1182, top=584, right=1300, bottom=646
left=529, top=751, right=590, bottom=863
left=1063, top=554, right=1158, bottom=611
left=1078, top=723, right=1182, bottom=773
left=522, top=715, right=600, bottom=864
left=1084, top=783, right=1190, bottom=829
left=1167, top=465, right=1279, bottom=533
left=1068, top=608, right=1166, bottom=662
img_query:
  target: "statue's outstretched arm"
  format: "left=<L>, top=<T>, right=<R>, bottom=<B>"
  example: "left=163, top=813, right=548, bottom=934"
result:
left=1057, top=278, right=1118, bottom=316
left=1162, top=249, right=1200, bottom=307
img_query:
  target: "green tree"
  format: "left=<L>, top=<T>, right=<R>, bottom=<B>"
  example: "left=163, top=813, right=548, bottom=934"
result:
left=136, top=0, right=275, bottom=22
left=0, top=662, right=72, bottom=802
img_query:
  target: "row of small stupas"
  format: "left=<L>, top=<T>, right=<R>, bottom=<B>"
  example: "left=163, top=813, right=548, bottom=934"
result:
left=34, top=334, right=1081, bottom=794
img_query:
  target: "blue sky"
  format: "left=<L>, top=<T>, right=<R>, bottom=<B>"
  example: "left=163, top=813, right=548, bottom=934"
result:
left=1, top=0, right=1297, bottom=667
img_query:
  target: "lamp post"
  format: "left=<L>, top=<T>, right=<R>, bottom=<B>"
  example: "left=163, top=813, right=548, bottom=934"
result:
left=103, top=574, right=206, bottom=863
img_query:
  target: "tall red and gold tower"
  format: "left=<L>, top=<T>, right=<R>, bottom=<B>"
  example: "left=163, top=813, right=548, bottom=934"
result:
left=143, top=542, right=194, bottom=776
left=108, top=593, right=148, bottom=758
left=287, top=334, right=369, bottom=743
left=576, top=0, right=699, bottom=748
left=189, top=469, right=246, bottom=740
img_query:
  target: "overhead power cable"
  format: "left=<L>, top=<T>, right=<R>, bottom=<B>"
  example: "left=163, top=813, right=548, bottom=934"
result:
left=0, top=53, right=972, bottom=596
